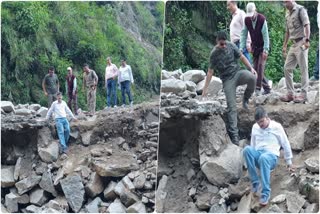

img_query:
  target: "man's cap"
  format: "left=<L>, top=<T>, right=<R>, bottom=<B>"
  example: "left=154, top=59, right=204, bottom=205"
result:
left=246, top=2, right=256, bottom=17
left=67, top=67, right=72, bottom=71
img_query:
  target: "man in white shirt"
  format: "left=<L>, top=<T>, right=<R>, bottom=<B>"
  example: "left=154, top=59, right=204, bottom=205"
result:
left=118, top=59, right=134, bottom=107
left=46, top=92, right=77, bottom=154
left=227, top=0, right=252, bottom=63
left=105, top=57, right=119, bottom=108
left=243, top=106, right=294, bottom=206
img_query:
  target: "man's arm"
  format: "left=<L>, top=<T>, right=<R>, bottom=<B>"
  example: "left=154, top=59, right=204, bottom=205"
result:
left=93, top=71, right=98, bottom=87
left=283, top=24, right=290, bottom=58
left=42, top=76, right=48, bottom=96
left=129, top=66, right=134, bottom=84
left=202, top=68, right=214, bottom=97
left=278, top=125, right=293, bottom=167
left=83, top=74, right=86, bottom=91
left=250, top=125, right=257, bottom=148
left=64, top=102, right=76, bottom=120
left=56, top=75, right=60, bottom=92
left=113, top=64, right=119, bottom=79
left=240, top=24, right=249, bottom=52
left=45, top=103, right=54, bottom=120
left=261, top=20, right=270, bottom=60
left=73, top=78, right=77, bottom=95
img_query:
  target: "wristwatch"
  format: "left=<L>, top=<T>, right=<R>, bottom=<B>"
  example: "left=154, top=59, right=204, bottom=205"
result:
left=305, top=38, right=310, bottom=42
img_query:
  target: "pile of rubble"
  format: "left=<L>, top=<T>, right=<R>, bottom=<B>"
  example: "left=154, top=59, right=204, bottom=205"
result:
left=1, top=101, right=159, bottom=213
left=157, top=69, right=319, bottom=213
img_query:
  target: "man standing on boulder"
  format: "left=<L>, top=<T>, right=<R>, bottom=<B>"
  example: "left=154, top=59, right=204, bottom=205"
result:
left=46, top=92, right=77, bottom=154
left=281, top=0, right=310, bottom=103
left=83, top=63, right=98, bottom=116
left=65, top=67, right=78, bottom=115
left=202, top=30, right=257, bottom=145
left=243, top=106, right=294, bottom=206
left=240, top=2, right=271, bottom=96
left=42, top=66, right=60, bottom=108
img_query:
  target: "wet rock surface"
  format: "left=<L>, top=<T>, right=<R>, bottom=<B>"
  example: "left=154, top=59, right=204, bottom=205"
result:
left=1, top=101, right=159, bottom=213
left=158, top=73, right=319, bottom=213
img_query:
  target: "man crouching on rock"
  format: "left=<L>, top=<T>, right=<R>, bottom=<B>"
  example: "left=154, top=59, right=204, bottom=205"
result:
left=46, top=92, right=78, bottom=155
left=202, top=30, right=257, bottom=145
left=243, top=106, right=294, bottom=206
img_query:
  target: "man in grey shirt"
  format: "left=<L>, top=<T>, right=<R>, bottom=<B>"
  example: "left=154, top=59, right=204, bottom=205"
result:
left=42, top=66, right=60, bottom=108
left=202, top=31, right=257, bottom=145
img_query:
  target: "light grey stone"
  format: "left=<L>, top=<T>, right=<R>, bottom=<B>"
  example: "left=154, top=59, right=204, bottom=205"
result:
left=38, top=141, right=59, bottom=163
left=39, top=171, right=58, bottom=197
left=5, top=193, right=18, bottom=212
left=29, top=104, right=41, bottom=111
left=161, top=79, right=187, bottom=94
left=237, top=193, right=252, bottom=213
left=304, top=158, right=319, bottom=173
left=15, top=109, right=33, bottom=116
left=30, top=188, right=49, bottom=206
left=25, top=205, right=41, bottom=213
left=197, top=76, right=223, bottom=96
left=286, top=192, right=306, bottom=213
left=185, top=81, right=197, bottom=92
left=186, top=168, right=196, bottom=182
left=36, top=107, right=48, bottom=118
left=133, top=174, right=146, bottom=189
left=209, top=203, right=227, bottom=213
left=271, top=194, right=286, bottom=204
left=103, top=181, right=118, bottom=201
left=15, top=174, right=41, bottom=195
left=108, top=199, right=126, bottom=213
left=181, top=70, right=206, bottom=83
left=1, top=101, right=15, bottom=113
left=196, top=193, right=212, bottom=210
left=1, top=165, right=15, bottom=187
left=14, top=157, right=22, bottom=181
left=85, top=172, right=104, bottom=198
left=122, top=176, right=135, bottom=191
left=126, top=201, right=147, bottom=213
left=85, top=197, right=102, bottom=213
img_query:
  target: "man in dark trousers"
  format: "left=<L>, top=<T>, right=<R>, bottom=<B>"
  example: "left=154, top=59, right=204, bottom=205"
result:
left=65, top=67, right=78, bottom=115
left=240, top=2, right=271, bottom=96
left=202, top=31, right=257, bottom=145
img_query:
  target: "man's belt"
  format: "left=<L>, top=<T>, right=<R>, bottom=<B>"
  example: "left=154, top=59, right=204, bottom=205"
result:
left=292, top=37, right=303, bottom=43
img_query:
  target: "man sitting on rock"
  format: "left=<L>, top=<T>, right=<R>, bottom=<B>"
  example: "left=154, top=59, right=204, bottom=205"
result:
left=202, top=30, right=257, bottom=145
left=243, top=106, right=294, bottom=206
left=46, top=92, right=77, bottom=154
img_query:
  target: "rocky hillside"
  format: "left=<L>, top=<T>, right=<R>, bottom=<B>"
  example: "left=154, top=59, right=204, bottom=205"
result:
left=1, top=101, right=159, bottom=213
left=157, top=70, right=319, bottom=213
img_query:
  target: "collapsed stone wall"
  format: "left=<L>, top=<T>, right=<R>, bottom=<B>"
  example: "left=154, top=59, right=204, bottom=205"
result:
left=1, top=101, right=159, bottom=213
left=157, top=69, right=319, bottom=213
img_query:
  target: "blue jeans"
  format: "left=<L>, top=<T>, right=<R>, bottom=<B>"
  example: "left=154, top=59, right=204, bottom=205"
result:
left=55, top=118, right=70, bottom=151
left=314, top=46, right=319, bottom=80
left=106, top=79, right=117, bottom=107
left=235, top=41, right=252, bottom=64
left=120, top=80, right=133, bottom=105
left=243, top=146, right=278, bottom=198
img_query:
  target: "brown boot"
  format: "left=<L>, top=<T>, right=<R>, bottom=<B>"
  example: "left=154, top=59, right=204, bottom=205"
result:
left=280, top=93, right=294, bottom=102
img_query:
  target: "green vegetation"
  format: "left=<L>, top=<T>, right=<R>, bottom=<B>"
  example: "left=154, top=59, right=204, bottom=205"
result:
left=1, top=1, right=164, bottom=109
left=163, top=1, right=318, bottom=83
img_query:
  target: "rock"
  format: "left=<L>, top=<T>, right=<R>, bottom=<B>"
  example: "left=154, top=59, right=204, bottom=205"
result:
left=122, top=176, right=135, bottom=191
left=304, top=158, right=319, bottom=173
left=267, top=93, right=280, bottom=105
left=185, top=81, right=197, bottom=92
left=162, top=69, right=183, bottom=80
left=126, top=201, right=147, bottom=213
left=114, top=180, right=126, bottom=197
left=186, top=168, right=196, bottom=182
left=196, top=192, right=212, bottom=210
left=5, top=193, right=18, bottom=212
left=46, top=200, right=67, bottom=213
left=228, top=177, right=251, bottom=200
left=196, top=76, right=223, bottom=96
left=81, top=130, right=92, bottom=146
left=201, top=143, right=242, bottom=186
left=39, top=170, right=58, bottom=197
left=15, top=108, right=33, bottom=116
left=38, top=141, right=59, bottom=163
left=133, top=174, right=146, bottom=189
left=209, top=203, right=227, bottom=213
left=259, top=204, right=283, bottom=213
left=144, top=181, right=153, bottom=190
left=188, top=187, right=197, bottom=197
left=286, top=123, right=307, bottom=151
left=103, top=181, right=118, bottom=201
left=60, top=174, right=85, bottom=212
left=36, top=107, right=48, bottom=118
left=30, top=188, right=49, bottom=206
left=1, top=101, right=15, bottom=113
left=25, top=205, right=41, bottom=213
left=181, top=70, right=206, bottom=83
left=85, top=197, right=102, bottom=213
left=14, top=157, right=22, bottom=181
left=161, top=79, right=187, bottom=94
left=298, top=176, right=319, bottom=203
left=53, top=168, right=64, bottom=185
left=237, top=193, right=252, bottom=213
left=277, top=77, right=286, bottom=88
left=15, top=174, right=41, bottom=195
left=85, top=172, right=104, bottom=198
left=37, top=127, right=53, bottom=147
left=92, top=153, right=139, bottom=177
left=271, top=194, right=286, bottom=204
left=54, top=196, right=69, bottom=212
left=305, top=203, right=319, bottom=213
left=29, top=104, right=41, bottom=111
left=307, top=90, right=319, bottom=104
left=120, top=189, right=140, bottom=207
left=286, top=192, right=306, bottom=213
left=254, top=95, right=268, bottom=105
left=107, top=198, right=126, bottom=213
left=304, top=116, right=319, bottom=149
left=1, top=165, right=15, bottom=187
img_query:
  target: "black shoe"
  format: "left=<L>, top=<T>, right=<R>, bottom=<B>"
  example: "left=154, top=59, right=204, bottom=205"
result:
left=242, top=97, right=249, bottom=110
left=231, top=136, right=239, bottom=146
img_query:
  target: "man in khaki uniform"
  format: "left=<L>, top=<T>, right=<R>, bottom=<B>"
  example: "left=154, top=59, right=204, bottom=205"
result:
left=281, top=0, right=310, bottom=103
left=83, top=64, right=98, bottom=116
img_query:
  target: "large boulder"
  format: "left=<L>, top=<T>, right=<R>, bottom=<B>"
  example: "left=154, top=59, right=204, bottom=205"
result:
left=199, top=115, right=242, bottom=186
left=1, top=165, right=15, bottom=187
left=181, top=70, right=206, bottom=83
left=36, top=107, right=48, bottom=118
left=1, top=101, right=15, bottom=113
left=161, top=69, right=183, bottom=80
left=60, top=174, right=85, bottom=212
left=38, top=141, right=59, bottom=163
left=92, top=152, right=139, bottom=177
left=196, top=76, right=223, bottom=96
left=185, top=81, right=197, bottom=92
left=161, top=79, right=187, bottom=94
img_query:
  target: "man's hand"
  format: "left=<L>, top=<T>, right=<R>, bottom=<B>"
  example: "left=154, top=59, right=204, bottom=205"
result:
left=282, top=46, right=287, bottom=59
left=304, top=41, right=310, bottom=49
left=44, top=92, right=48, bottom=96
left=251, top=67, right=257, bottom=76
left=262, top=52, right=268, bottom=61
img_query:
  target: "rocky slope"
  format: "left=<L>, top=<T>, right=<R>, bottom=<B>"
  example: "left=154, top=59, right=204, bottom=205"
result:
left=1, top=101, right=159, bottom=213
left=157, top=69, right=319, bottom=213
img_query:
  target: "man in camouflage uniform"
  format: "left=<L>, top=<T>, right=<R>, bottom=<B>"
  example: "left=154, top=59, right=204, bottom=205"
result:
left=202, top=31, right=257, bottom=145
left=83, top=64, right=98, bottom=116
